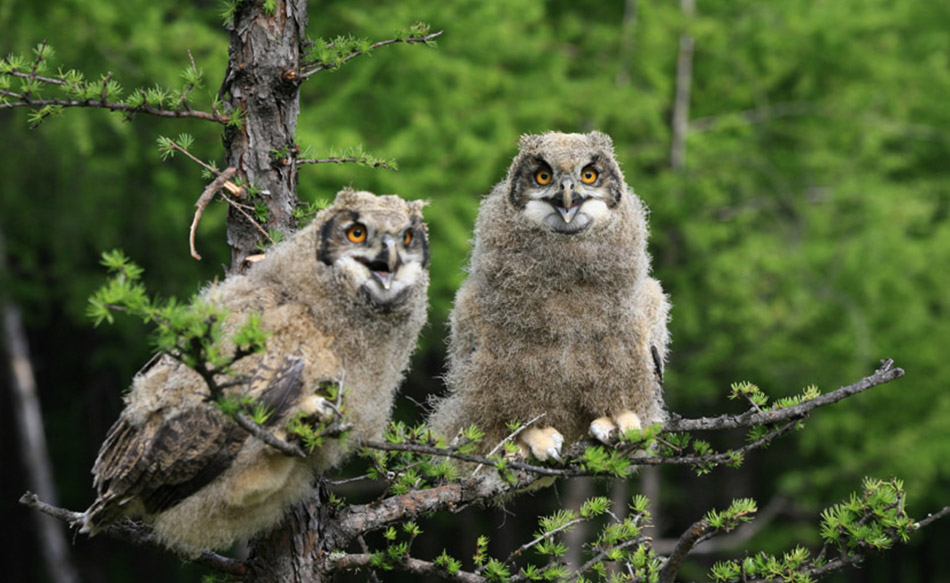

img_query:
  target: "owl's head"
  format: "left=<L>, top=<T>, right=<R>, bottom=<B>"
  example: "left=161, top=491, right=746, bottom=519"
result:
left=506, top=131, right=626, bottom=235
left=316, top=189, right=429, bottom=311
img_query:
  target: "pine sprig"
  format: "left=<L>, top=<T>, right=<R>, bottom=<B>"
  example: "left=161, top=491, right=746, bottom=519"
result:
left=298, top=144, right=398, bottom=170
left=299, top=24, right=443, bottom=79
left=706, top=478, right=917, bottom=583
left=83, top=251, right=327, bottom=460
left=0, top=43, right=227, bottom=125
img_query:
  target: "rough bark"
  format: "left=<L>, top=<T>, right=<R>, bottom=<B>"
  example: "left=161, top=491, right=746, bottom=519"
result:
left=245, top=481, right=340, bottom=583
left=219, top=3, right=327, bottom=580
left=222, top=0, right=309, bottom=272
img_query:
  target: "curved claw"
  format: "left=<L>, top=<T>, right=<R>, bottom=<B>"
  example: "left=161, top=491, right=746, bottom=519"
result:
left=519, top=427, right=564, bottom=462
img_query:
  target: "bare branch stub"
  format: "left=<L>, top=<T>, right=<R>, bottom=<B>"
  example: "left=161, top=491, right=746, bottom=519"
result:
left=191, top=167, right=239, bottom=260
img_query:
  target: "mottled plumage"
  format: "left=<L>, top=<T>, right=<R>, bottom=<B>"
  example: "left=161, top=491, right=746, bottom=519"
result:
left=429, top=131, right=669, bottom=461
left=82, top=189, right=429, bottom=554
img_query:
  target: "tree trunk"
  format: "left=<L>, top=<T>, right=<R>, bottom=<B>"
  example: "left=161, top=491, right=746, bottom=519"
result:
left=221, top=3, right=332, bottom=580
left=223, top=0, right=308, bottom=272
left=1, top=228, right=81, bottom=583
left=670, top=0, right=695, bottom=171
left=245, top=480, right=343, bottom=583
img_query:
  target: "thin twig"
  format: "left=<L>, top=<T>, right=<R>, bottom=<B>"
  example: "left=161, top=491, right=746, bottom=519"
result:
left=191, top=167, right=238, bottom=260
left=475, top=413, right=546, bottom=474
left=0, top=96, right=228, bottom=122
left=298, top=156, right=394, bottom=169
left=176, top=50, right=198, bottom=110
left=165, top=139, right=221, bottom=175
left=328, top=553, right=483, bottom=583
left=917, top=506, right=950, bottom=530
left=160, top=139, right=273, bottom=252
left=18, top=492, right=246, bottom=577
left=636, top=420, right=799, bottom=468
left=503, top=516, right=585, bottom=568
left=652, top=496, right=789, bottom=555
left=300, top=30, right=444, bottom=79
left=231, top=411, right=307, bottom=457
left=576, top=534, right=653, bottom=576
left=664, top=359, right=904, bottom=433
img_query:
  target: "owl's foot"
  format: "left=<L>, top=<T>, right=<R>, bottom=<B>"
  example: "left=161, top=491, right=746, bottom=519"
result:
left=518, top=427, right=564, bottom=462
left=589, top=411, right=641, bottom=445
left=299, top=395, right=338, bottom=421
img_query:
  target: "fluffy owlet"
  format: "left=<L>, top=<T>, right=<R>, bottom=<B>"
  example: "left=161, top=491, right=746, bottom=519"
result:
left=81, top=189, right=429, bottom=555
left=429, top=131, right=669, bottom=462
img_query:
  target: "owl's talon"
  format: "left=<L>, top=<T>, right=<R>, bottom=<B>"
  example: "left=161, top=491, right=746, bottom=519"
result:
left=519, top=427, right=564, bottom=462
left=590, top=412, right=642, bottom=445
left=615, top=411, right=642, bottom=435
left=299, top=395, right=336, bottom=421
left=589, top=417, right=617, bottom=444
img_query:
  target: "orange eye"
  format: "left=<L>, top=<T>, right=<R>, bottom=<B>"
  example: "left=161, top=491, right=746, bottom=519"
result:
left=404, top=230, right=414, bottom=246
left=346, top=223, right=367, bottom=243
left=581, top=167, right=598, bottom=184
left=535, top=168, right=553, bottom=185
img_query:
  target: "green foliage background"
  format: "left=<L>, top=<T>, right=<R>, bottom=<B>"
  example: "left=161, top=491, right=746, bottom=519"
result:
left=1, top=0, right=948, bottom=581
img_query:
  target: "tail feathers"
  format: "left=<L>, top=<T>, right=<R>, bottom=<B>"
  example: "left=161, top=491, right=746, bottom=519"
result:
left=80, top=493, right=130, bottom=536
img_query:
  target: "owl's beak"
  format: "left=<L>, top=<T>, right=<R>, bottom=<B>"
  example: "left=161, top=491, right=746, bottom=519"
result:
left=555, top=180, right=582, bottom=224
left=368, top=235, right=400, bottom=290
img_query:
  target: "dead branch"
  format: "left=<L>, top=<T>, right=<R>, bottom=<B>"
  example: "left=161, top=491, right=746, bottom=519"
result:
left=19, top=492, right=246, bottom=577
left=190, top=167, right=238, bottom=260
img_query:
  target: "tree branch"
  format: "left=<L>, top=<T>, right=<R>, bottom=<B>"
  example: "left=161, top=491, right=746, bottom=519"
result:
left=18, top=492, right=246, bottom=577
left=664, top=359, right=904, bottom=432
left=297, top=156, right=395, bottom=169
left=659, top=518, right=711, bottom=583
left=360, top=359, right=905, bottom=482
left=0, top=94, right=228, bottom=123
left=917, top=506, right=950, bottom=530
left=503, top=516, right=585, bottom=569
left=338, top=482, right=470, bottom=540
left=300, top=30, right=444, bottom=79
left=328, top=553, right=484, bottom=583
left=652, top=496, right=789, bottom=556
left=190, top=167, right=239, bottom=260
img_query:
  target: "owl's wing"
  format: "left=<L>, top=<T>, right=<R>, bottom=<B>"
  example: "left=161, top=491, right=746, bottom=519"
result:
left=85, top=356, right=306, bottom=529
left=651, top=345, right=664, bottom=383
left=87, top=406, right=246, bottom=528
left=636, top=277, right=670, bottom=384
left=247, top=355, right=306, bottom=427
